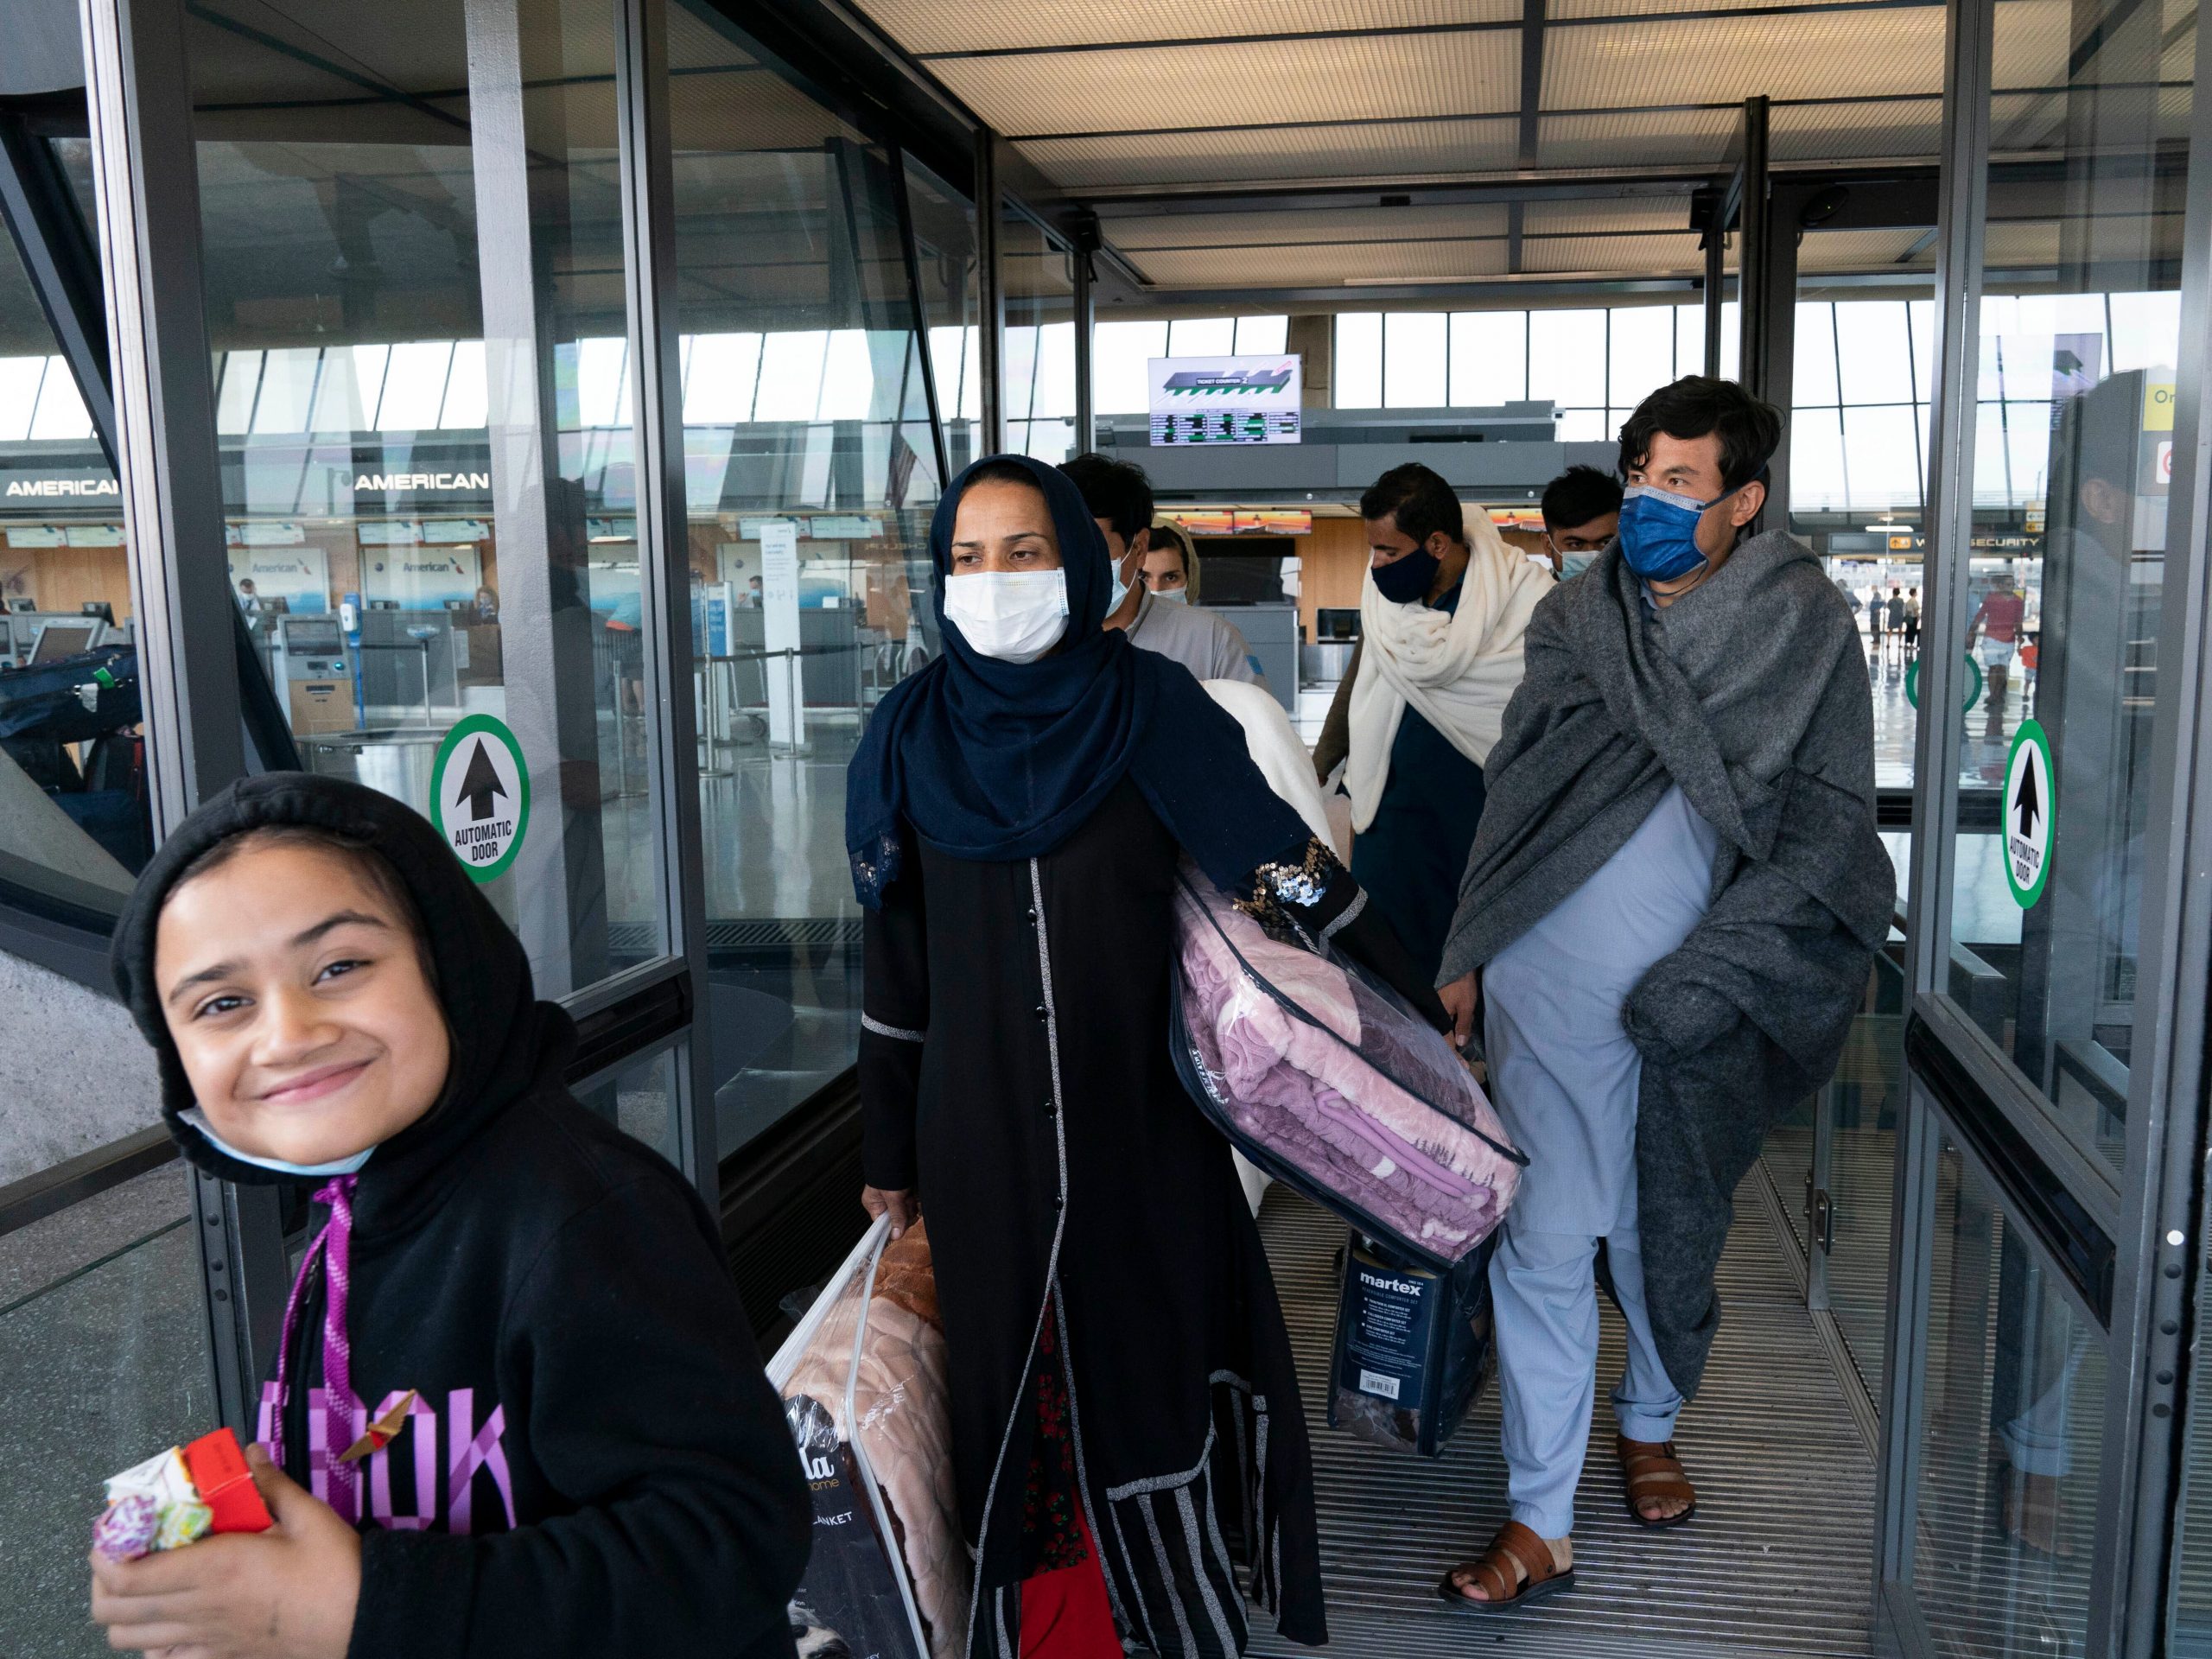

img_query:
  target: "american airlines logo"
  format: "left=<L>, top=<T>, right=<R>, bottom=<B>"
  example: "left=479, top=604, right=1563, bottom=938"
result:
left=353, top=472, right=491, bottom=492
left=7, top=478, right=120, bottom=497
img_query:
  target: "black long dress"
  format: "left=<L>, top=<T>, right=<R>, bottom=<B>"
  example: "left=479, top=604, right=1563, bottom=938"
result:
left=862, top=780, right=1351, bottom=1658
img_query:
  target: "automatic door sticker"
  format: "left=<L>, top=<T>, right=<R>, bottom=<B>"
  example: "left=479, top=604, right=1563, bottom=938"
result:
left=1906, top=652, right=1981, bottom=713
left=430, top=714, right=530, bottom=883
left=2005, top=718, right=2053, bottom=908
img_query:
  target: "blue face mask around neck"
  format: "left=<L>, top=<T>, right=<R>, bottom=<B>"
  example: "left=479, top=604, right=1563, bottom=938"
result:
left=1617, top=474, right=1758, bottom=582
left=181, top=1106, right=376, bottom=1177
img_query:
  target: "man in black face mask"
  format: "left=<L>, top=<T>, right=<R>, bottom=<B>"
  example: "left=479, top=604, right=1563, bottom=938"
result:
left=1313, top=462, right=1550, bottom=985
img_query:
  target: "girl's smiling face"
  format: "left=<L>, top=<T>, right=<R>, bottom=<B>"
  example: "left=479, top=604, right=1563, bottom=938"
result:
left=154, top=837, right=450, bottom=1167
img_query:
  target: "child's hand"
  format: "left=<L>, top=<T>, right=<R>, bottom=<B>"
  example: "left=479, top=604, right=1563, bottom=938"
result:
left=91, top=1443, right=360, bottom=1658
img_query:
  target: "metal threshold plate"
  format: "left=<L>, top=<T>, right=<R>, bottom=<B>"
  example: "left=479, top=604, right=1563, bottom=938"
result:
left=1244, top=1192, right=1876, bottom=1658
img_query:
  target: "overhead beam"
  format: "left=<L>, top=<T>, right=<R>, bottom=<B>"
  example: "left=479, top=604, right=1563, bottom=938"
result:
left=1516, top=0, right=1545, bottom=169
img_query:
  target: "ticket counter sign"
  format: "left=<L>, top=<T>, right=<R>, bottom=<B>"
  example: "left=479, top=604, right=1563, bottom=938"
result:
left=430, top=714, right=529, bottom=882
left=2005, top=718, right=2053, bottom=908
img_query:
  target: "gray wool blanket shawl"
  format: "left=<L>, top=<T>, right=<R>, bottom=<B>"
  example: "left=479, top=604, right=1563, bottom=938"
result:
left=1438, top=530, right=1893, bottom=1396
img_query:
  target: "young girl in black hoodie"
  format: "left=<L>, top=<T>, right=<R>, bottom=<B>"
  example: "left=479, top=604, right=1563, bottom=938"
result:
left=94, top=772, right=810, bottom=1658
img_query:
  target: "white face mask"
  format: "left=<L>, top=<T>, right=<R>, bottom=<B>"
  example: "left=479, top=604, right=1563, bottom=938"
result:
left=1151, top=588, right=1187, bottom=605
left=944, top=569, right=1070, bottom=664
left=181, top=1106, right=376, bottom=1176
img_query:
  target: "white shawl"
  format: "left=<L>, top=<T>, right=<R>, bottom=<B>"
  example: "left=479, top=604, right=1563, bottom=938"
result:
left=1344, top=512, right=1550, bottom=833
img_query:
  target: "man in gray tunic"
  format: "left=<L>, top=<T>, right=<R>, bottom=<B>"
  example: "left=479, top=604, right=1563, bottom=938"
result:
left=1433, top=378, right=1892, bottom=1611
left=1060, top=452, right=1265, bottom=687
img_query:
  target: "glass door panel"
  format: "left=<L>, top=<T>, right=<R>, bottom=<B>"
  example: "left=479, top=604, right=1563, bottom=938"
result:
left=665, top=1, right=942, bottom=1159
left=182, top=0, right=673, bottom=1000
left=1929, top=0, right=2191, bottom=1179
left=1916, top=1130, right=2105, bottom=1656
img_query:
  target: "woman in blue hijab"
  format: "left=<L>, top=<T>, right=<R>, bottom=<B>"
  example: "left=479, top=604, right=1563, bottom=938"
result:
left=848, top=455, right=1441, bottom=1657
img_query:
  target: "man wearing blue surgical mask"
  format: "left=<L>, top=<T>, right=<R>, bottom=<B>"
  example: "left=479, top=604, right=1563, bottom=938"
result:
left=1538, top=465, right=1623, bottom=582
left=1432, top=378, right=1885, bottom=1615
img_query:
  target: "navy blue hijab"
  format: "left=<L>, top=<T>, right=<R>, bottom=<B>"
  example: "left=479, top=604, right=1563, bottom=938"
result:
left=846, top=454, right=1307, bottom=906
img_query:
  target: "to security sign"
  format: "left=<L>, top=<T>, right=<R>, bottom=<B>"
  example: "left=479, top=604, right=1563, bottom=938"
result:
left=429, top=714, right=530, bottom=883
left=2005, top=718, right=2053, bottom=908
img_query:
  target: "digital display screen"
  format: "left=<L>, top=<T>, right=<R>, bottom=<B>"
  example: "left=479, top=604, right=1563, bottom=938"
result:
left=1148, top=355, right=1301, bottom=447
left=28, top=620, right=96, bottom=664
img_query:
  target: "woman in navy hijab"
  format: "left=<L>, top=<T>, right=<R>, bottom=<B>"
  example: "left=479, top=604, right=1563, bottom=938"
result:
left=848, top=455, right=1442, bottom=1657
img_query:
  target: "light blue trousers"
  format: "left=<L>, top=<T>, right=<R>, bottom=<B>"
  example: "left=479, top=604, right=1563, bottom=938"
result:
left=1488, top=1185, right=1684, bottom=1538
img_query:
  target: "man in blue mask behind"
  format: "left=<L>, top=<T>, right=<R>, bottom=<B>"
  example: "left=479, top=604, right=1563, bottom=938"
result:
left=1430, top=378, right=1888, bottom=1614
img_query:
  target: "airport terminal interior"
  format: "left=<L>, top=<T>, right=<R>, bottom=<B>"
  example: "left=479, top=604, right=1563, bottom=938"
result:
left=3, top=0, right=2211, bottom=1652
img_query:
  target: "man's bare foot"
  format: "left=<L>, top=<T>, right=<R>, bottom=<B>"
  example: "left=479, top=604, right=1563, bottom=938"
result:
left=1618, top=1436, right=1698, bottom=1528
left=1440, top=1523, right=1573, bottom=1608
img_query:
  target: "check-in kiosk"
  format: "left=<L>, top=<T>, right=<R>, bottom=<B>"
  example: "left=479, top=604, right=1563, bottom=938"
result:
left=270, top=613, right=358, bottom=734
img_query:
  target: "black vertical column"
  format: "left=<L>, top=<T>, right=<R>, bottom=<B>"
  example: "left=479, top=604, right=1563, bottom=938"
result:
left=975, top=129, right=1003, bottom=455
left=1735, top=95, right=1796, bottom=531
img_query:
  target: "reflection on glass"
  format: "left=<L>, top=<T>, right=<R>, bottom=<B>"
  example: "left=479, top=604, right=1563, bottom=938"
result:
left=669, top=1, right=941, bottom=1158
left=1936, top=0, right=2190, bottom=1175
left=906, top=156, right=979, bottom=470
left=0, top=143, right=149, bottom=953
left=1001, top=208, right=1076, bottom=461
left=574, top=1043, right=680, bottom=1166
left=181, top=0, right=669, bottom=999
left=1825, top=876, right=1907, bottom=1402
left=0, top=1185, right=214, bottom=1659
left=1916, top=1135, right=2101, bottom=1655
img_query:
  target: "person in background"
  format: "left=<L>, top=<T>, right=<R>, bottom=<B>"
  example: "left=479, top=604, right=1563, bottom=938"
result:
left=1903, top=586, right=1921, bottom=658
left=849, top=455, right=1445, bottom=1656
left=472, top=584, right=500, bottom=625
left=1885, top=586, right=1907, bottom=664
left=1433, top=378, right=1889, bottom=1614
left=1540, top=465, right=1623, bottom=581
left=1060, top=452, right=1264, bottom=688
left=1969, top=577, right=2028, bottom=736
left=736, top=575, right=762, bottom=610
left=1311, top=462, right=1549, bottom=986
left=1140, top=517, right=1198, bottom=599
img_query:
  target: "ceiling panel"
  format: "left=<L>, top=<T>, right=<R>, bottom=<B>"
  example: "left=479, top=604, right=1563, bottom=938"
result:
left=1518, top=231, right=1703, bottom=273
left=1522, top=197, right=1696, bottom=234
left=1541, top=10, right=1945, bottom=111
left=1990, top=0, right=2071, bottom=90
left=932, top=32, right=1519, bottom=138
left=1128, top=236, right=1510, bottom=285
left=856, top=0, right=1516, bottom=54
left=1014, top=116, right=1519, bottom=189
left=1796, top=227, right=1931, bottom=271
left=1771, top=96, right=1944, bottom=162
left=1104, top=202, right=1513, bottom=248
left=1982, top=219, right=2063, bottom=265
left=1536, top=107, right=1737, bottom=168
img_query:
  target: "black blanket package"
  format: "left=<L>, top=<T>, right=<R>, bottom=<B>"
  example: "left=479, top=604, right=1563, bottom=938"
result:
left=1326, top=1232, right=1496, bottom=1457
left=785, top=1395, right=924, bottom=1659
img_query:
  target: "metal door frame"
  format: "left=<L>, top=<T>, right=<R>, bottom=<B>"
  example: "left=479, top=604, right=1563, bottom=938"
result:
left=1873, top=0, right=2212, bottom=1646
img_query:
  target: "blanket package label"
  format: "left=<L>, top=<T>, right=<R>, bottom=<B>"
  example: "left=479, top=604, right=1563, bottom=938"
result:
left=1327, top=1235, right=1494, bottom=1457
left=785, top=1395, right=924, bottom=1659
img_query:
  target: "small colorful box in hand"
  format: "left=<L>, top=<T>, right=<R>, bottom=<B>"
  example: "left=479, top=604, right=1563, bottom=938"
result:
left=92, top=1427, right=276, bottom=1561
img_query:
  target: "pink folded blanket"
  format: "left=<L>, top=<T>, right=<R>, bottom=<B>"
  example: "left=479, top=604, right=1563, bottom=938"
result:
left=1173, top=863, right=1521, bottom=1262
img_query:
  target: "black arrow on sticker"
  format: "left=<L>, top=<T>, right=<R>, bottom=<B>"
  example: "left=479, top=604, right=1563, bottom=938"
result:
left=455, top=738, right=506, bottom=823
left=2013, top=748, right=2042, bottom=840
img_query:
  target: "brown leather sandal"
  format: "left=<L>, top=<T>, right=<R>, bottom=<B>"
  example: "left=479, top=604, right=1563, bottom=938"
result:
left=1618, top=1434, right=1698, bottom=1529
left=1436, top=1520, right=1575, bottom=1613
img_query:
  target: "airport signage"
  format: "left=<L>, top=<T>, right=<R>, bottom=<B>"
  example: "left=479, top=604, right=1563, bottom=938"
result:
left=1148, top=354, right=1303, bottom=448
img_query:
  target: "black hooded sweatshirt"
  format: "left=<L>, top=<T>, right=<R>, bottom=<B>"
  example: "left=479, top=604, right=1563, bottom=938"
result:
left=111, top=773, right=810, bottom=1659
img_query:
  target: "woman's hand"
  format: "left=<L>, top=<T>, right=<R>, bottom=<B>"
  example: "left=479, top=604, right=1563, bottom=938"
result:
left=861, top=1185, right=919, bottom=1239
left=1439, top=970, right=1481, bottom=1050
left=91, top=1443, right=359, bottom=1658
